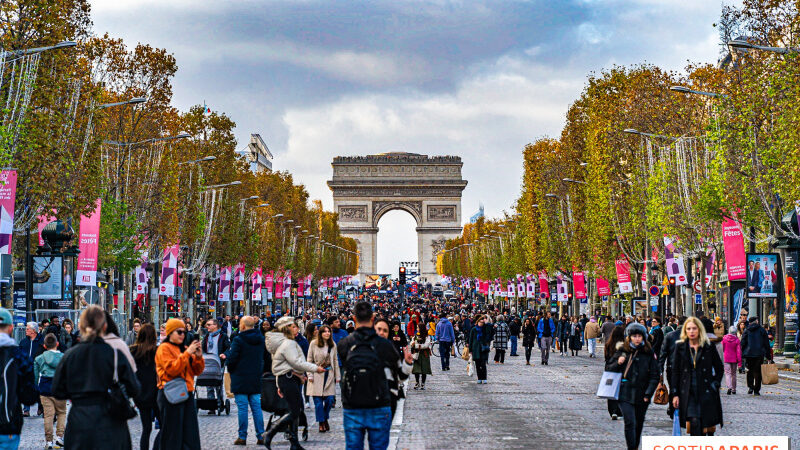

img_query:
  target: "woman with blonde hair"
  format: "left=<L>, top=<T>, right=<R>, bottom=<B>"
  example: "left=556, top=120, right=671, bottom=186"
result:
left=669, top=316, right=724, bottom=436
left=306, top=325, right=340, bottom=433
left=52, top=305, right=140, bottom=449
left=263, top=316, right=326, bottom=448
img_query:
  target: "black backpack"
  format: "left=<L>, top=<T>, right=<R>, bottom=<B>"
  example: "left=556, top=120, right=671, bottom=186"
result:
left=0, top=347, right=19, bottom=429
left=342, top=334, right=390, bottom=408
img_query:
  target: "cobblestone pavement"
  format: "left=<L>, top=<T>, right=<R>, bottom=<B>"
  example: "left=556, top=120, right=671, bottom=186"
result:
left=17, top=346, right=800, bottom=449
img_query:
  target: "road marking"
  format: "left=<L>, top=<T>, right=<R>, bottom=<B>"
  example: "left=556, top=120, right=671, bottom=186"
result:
left=389, top=379, right=408, bottom=450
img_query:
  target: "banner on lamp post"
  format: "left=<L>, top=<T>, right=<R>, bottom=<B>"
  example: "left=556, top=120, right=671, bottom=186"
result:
left=615, top=256, right=633, bottom=294
left=597, top=278, right=611, bottom=296
left=538, top=271, right=549, bottom=298
left=158, top=244, right=179, bottom=296
left=251, top=268, right=262, bottom=302
left=218, top=266, right=231, bottom=302
left=574, top=271, right=586, bottom=299
left=265, top=271, right=274, bottom=300
left=722, top=216, right=747, bottom=281
left=0, top=170, right=16, bottom=254
left=135, top=254, right=149, bottom=295
left=664, top=236, right=689, bottom=286
left=232, top=264, right=245, bottom=301
left=76, top=200, right=102, bottom=287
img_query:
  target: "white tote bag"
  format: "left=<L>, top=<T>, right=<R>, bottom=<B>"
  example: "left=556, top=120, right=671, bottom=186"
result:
left=596, top=371, right=622, bottom=400
left=467, top=360, right=474, bottom=377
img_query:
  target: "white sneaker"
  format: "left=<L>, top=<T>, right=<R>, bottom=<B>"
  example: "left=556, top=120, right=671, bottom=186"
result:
left=46, top=442, right=54, bottom=449
left=54, top=438, right=64, bottom=448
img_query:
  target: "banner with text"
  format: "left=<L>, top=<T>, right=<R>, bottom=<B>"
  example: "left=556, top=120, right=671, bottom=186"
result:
left=0, top=170, right=16, bottom=254
left=159, top=244, right=179, bottom=296
left=76, top=200, right=102, bottom=286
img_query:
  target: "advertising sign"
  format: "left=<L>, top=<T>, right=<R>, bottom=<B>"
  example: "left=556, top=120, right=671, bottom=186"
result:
left=0, top=170, right=16, bottom=254
left=76, top=200, right=102, bottom=287
left=251, top=267, right=262, bottom=302
left=232, top=263, right=245, bottom=301
left=615, top=256, right=633, bottom=294
left=218, top=266, right=231, bottom=302
left=746, top=253, right=780, bottom=298
left=722, top=216, right=747, bottom=281
left=159, top=244, right=179, bottom=296
left=573, top=271, right=586, bottom=299
left=597, top=278, right=611, bottom=296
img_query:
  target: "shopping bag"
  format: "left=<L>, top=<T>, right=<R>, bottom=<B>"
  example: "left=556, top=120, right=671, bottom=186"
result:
left=224, top=372, right=235, bottom=399
left=467, top=360, right=474, bottom=377
left=451, top=345, right=456, bottom=356
left=596, top=371, right=622, bottom=400
left=672, top=408, right=681, bottom=436
left=461, top=346, right=470, bottom=361
left=761, top=361, right=779, bottom=385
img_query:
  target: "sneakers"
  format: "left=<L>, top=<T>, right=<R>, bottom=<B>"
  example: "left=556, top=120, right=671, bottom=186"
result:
left=46, top=442, right=54, bottom=449
left=413, top=383, right=419, bottom=390
left=420, top=384, right=425, bottom=390
left=53, top=438, right=64, bottom=449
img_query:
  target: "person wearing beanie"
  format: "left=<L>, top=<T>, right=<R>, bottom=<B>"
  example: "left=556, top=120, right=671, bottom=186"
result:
left=722, top=325, right=742, bottom=394
left=606, top=320, right=659, bottom=450
left=155, top=318, right=205, bottom=449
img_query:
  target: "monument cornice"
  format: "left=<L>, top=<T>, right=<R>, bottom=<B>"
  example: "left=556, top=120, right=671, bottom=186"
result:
left=332, top=153, right=462, bottom=166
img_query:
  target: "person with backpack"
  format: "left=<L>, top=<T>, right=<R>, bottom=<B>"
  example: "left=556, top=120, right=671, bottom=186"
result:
left=337, top=302, right=413, bottom=450
left=0, top=308, right=38, bottom=450
left=34, top=333, right=65, bottom=449
left=263, top=316, right=325, bottom=449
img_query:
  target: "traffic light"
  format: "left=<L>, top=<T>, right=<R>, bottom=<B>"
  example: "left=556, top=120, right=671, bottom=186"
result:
left=166, top=303, right=176, bottom=315
left=669, top=277, right=676, bottom=285
left=399, top=266, right=406, bottom=284
left=195, top=289, right=202, bottom=299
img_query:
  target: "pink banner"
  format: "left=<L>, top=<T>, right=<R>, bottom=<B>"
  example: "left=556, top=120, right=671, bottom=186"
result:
left=37, top=210, right=56, bottom=247
left=232, top=263, right=245, bottom=301
left=135, top=255, right=148, bottom=294
left=0, top=170, right=17, bottom=254
left=722, top=216, right=747, bottom=281
left=538, top=271, right=549, bottom=298
left=597, top=278, right=611, bottom=296
left=275, top=271, right=284, bottom=299
left=615, top=256, right=632, bottom=294
left=76, top=200, right=102, bottom=286
left=218, top=266, right=231, bottom=302
left=159, top=244, right=179, bottom=296
left=251, top=267, right=262, bottom=302
left=574, top=271, right=586, bottom=299
left=265, top=271, right=274, bottom=300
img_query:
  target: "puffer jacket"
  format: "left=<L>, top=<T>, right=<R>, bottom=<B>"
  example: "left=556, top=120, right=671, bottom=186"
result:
left=722, top=334, right=742, bottom=365
left=605, top=341, right=659, bottom=405
left=265, top=331, right=318, bottom=378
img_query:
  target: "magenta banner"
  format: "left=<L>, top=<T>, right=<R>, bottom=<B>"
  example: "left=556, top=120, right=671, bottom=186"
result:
left=615, top=256, right=633, bottom=294
left=232, top=263, right=245, bottom=301
left=218, top=266, right=231, bottom=302
left=37, top=210, right=56, bottom=247
left=251, top=267, right=262, bottom=302
left=0, top=170, right=17, bottom=254
left=574, top=271, right=587, bottom=299
left=265, top=271, right=274, bottom=300
left=538, top=271, right=549, bottom=298
left=76, top=200, right=102, bottom=286
left=159, top=244, right=179, bottom=296
left=722, top=217, right=747, bottom=281
left=597, top=278, right=611, bottom=296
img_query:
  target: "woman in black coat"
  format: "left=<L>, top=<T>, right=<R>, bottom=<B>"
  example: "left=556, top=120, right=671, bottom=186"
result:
left=521, top=318, right=537, bottom=365
left=568, top=316, right=583, bottom=355
left=389, top=321, right=408, bottom=356
left=52, top=306, right=140, bottom=450
left=605, top=323, right=659, bottom=450
left=131, top=324, right=159, bottom=450
left=556, top=316, right=570, bottom=356
left=669, top=317, right=724, bottom=436
left=604, top=326, right=625, bottom=420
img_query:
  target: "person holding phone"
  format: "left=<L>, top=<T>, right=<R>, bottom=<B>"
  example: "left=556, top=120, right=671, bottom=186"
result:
left=306, top=325, right=340, bottom=433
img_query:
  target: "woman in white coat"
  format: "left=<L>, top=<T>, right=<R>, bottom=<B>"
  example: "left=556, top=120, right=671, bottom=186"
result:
left=306, top=325, right=340, bottom=433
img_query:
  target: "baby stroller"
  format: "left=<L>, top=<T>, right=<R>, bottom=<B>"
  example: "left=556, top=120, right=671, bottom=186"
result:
left=196, top=354, right=230, bottom=415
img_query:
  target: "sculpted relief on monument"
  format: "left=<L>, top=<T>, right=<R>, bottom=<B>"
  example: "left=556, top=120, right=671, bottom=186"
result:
left=427, top=205, right=456, bottom=222
left=338, top=205, right=367, bottom=222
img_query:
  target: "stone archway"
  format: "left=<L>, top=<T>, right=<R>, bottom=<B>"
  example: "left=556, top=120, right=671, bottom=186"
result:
left=328, top=152, right=467, bottom=283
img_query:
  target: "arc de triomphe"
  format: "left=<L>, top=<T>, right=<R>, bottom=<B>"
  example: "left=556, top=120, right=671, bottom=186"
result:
left=328, top=152, right=467, bottom=283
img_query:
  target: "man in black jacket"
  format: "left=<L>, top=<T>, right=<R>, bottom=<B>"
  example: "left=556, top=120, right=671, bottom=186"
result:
left=203, top=318, right=231, bottom=360
left=0, top=308, right=38, bottom=447
left=508, top=317, right=521, bottom=356
left=224, top=316, right=265, bottom=446
left=338, top=302, right=412, bottom=450
left=740, top=316, right=771, bottom=395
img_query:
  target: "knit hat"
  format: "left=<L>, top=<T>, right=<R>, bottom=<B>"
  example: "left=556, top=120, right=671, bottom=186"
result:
left=729, top=326, right=737, bottom=334
left=274, top=316, right=295, bottom=331
left=625, top=322, right=648, bottom=338
left=615, top=320, right=624, bottom=326
left=164, top=318, right=185, bottom=338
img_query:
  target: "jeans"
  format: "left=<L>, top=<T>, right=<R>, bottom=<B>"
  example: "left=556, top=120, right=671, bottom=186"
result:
left=540, top=337, right=552, bottom=363
left=343, top=407, right=392, bottom=450
left=234, top=394, right=265, bottom=440
left=745, top=357, right=763, bottom=393
left=0, top=435, right=20, bottom=450
left=587, top=338, right=597, bottom=356
left=724, top=362, right=738, bottom=391
left=509, top=336, right=518, bottom=355
left=439, top=341, right=452, bottom=370
left=618, top=401, right=649, bottom=450
left=474, top=358, right=487, bottom=381
left=524, top=346, right=533, bottom=363
left=313, top=395, right=335, bottom=423
left=494, top=349, right=505, bottom=363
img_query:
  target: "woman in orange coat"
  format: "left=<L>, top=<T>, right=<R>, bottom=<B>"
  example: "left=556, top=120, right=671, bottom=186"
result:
left=155, top=318, right=205, bottom=449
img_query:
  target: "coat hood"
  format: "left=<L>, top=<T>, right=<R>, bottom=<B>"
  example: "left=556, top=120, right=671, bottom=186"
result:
left=722, top=334, right=739, bottom=345
left=238, top=328, right=263, bottom=345
left=0, top=332, right=15, bottom=348
left=747, top=322, right=761, bottom=332
left=266, top=331, right=288, bottom=355
left=438, top=318, right=449, bottom=324
left=40, top=350, right=62, bottom=368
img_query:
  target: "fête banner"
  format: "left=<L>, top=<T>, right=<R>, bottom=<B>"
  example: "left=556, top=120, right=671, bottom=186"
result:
left=135, top=256, right=148, bottom=294
left=664, top=236, right=688, bottom=286
left=538, top=271, right=549, bottom=298
left=76, top=200, right=102, bottom=287
left=275, top=272, right=284, bottom=299
left=526, top=279, right=535, bottom=298
left=556, top=274, right=568, bottom=303
left=218, top=266, right=231, bottom=302
left=722, top=216, right=747, bottom=281
left=597, top=278, right=611, bottom=296
left=158, top=244, right=179, bottom=296
left=233, top=264, right=245, bottom=301
left=615, top=256, right=633, bottom=294
left=251, top=267, right=262, bottom=302
left=0, top=170, right=16, bottom=254
left=574, top=271, right=586, bottom=299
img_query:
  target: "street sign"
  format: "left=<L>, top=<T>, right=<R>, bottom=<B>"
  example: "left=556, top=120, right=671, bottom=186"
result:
left=693, top=280, right=702, bottom=293
left=694, top=293, right=702, bottom=304
left=648, top=286, right=660, bottom=297
left=649, top=296, right=659, bottom=306
left=601, top=296, right=608, bottom=303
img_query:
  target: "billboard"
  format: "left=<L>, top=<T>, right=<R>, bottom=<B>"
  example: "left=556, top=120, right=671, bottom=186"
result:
left=746, top=253, right=779, bottom=298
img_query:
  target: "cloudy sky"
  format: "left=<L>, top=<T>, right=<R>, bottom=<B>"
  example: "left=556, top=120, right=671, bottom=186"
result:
left=91, top=0, right=725, bottom=275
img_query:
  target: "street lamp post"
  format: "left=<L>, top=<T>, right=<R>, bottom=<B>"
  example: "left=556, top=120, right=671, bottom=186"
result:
left=728, top=39, right=800, bottom=55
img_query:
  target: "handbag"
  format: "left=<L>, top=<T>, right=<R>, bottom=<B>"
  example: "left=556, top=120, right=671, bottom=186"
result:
left=163, top=377, right=190, bottom=404
left=653, top=375, right=669, bottom=405
left=761, top=360, right=779, bottom=385
left=260, top=373, right=289, bottom=414
left=461, top=346, right=470, bottom=361
left=107, top=349, right=137, bottom=420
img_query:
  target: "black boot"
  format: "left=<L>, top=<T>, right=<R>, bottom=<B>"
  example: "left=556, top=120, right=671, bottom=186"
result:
left=262, top=413, right=292, bottom=449
left=288, top=418, right=305, bottom=450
